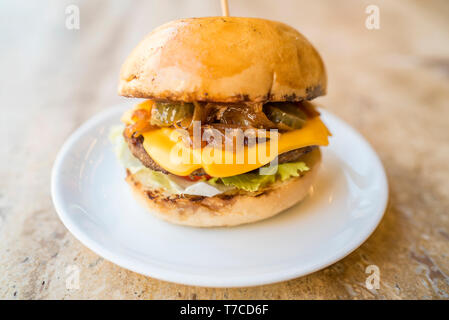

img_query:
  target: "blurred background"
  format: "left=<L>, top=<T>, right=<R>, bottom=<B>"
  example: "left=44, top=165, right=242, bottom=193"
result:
left=1, top=0, right=448, bottom=299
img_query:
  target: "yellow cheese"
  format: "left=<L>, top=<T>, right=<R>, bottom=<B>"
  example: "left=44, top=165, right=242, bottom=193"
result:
left=141, top=116, right=330, bottom=177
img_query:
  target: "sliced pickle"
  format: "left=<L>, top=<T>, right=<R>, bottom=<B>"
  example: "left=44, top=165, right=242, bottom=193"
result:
left=150, top=101, right=194, bottom=126
left=264, top=102, right=307, bottom=129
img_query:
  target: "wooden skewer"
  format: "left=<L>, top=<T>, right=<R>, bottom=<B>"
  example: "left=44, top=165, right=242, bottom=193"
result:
left=221, top=0, right=230, bottom=17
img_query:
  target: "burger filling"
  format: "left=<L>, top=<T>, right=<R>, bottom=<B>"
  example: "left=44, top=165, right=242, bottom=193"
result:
left=110, top=100, right=330, bottom=197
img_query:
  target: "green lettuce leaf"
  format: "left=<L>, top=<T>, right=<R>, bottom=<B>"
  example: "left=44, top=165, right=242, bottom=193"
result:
left=210, top=161, right=309, bottom=192
left=218, top=174, right=276, bottom=192
left=277, top=161, right=309, bottom=181
left=110, top=124, right=309, bottom=194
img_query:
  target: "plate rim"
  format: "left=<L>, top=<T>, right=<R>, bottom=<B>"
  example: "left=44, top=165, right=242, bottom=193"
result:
left=51, top=106, right=389, bottom=287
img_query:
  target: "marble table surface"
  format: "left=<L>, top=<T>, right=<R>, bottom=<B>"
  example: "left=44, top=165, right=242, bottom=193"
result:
left=1, top=0, right=448, bottom=299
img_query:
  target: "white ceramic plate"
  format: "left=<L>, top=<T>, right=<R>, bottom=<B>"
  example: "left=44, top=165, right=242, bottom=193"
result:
left=51, top=106, right=388, bottom=287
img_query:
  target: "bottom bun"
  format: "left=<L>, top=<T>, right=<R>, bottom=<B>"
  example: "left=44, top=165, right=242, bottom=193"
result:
left=126, top=148, right=321, bottom=227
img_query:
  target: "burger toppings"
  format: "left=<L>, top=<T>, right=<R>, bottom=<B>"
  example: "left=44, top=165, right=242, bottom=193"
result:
left=150, top=101, right=194, bottom=127
left=263, top=102, right=308, bottom=129
left=209, top=160, right=310, bottom=192
left=115, top=99, right=330, bottom=195
left=124, top=131, right=316, bottom=177
left=110, top=125, right=314, bottom=196
left=124, top=100, right=321, bottom=139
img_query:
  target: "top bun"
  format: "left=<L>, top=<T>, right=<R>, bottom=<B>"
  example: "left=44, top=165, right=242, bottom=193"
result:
left=119, top=17, right=326, bottom=103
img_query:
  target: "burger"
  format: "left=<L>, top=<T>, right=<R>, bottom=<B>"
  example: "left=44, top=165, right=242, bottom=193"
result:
left=110, top=17, right=330, bottom=227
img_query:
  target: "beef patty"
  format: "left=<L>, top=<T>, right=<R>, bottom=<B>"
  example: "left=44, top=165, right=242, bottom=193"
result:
left=124, top=132, right=316, bottom=176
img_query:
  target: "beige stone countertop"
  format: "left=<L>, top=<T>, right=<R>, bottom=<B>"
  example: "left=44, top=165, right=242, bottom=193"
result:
left=1, top=0, right=448, bottom=299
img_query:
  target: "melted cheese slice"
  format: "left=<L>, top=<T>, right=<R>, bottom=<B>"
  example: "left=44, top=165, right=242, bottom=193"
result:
left=141, top=117, right=330, bottom=178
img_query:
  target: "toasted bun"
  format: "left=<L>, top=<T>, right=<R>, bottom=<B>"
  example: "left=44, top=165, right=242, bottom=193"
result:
left=119, top=17, right=326, bottom=103
left=126, top=149, right=321, bottom=227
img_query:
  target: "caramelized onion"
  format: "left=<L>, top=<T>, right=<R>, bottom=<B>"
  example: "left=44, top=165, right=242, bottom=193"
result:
left=216, top=103, right=278, bottom=129
left=124, top=108, right=157, bottom=138
left=124, top=100, right=318, bottom=140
